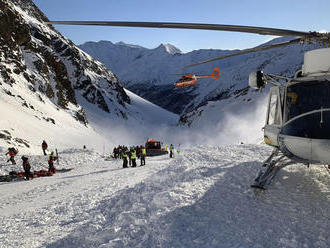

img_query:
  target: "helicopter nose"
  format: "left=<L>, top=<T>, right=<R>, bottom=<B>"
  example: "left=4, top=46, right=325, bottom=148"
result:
left=280, top=111, right=330, bottom=163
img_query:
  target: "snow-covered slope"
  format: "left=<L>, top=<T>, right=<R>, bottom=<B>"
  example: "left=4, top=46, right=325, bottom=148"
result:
left=0, top=145, right=329, bottom=247
left=0, top=0, right=178, bottom=152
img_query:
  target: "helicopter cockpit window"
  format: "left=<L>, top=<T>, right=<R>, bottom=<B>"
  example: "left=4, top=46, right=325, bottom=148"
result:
left=285, top=80, right=330, bottom=121
left=268, top=91, right=281, bottom=125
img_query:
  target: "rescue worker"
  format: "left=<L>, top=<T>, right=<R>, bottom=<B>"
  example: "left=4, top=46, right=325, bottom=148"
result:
left=131, top=148, right=137, bottom=167
left=136, top=146, right=141, bottom=159
left=129, top=147, right=134, bottom=166
left=169, top=144, right=174, bottom=158
left=42, top=140, right=48, bottom=155
left=21, top=156, right=32, bottom=180
left=6, top=147, right=18, bottom=165
left=118, top=146, right=123, bottom=159
left=113, top=147, right=117, bottom=159
left=48, top=151, right=57, bottom=174
left=140, top=146, right=146, bottom=166
left=122, top=149, right=129, bottom=168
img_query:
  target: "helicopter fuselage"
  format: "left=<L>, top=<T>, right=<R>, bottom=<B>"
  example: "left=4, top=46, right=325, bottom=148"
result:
left=260, top=48, right=330, bottom=164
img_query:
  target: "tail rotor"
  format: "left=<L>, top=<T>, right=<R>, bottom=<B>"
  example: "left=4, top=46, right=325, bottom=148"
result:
left=211, top=67, right=220, bottom=79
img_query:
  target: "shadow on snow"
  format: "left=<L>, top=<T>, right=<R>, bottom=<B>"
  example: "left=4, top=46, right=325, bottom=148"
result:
left=45, top=160, right=329, bottom=248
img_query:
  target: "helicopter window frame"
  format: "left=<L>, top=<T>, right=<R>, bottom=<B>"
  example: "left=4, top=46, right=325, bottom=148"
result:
left=266, top=87, right=282, bottom=126
left=284, top=79, right=330, bottom=122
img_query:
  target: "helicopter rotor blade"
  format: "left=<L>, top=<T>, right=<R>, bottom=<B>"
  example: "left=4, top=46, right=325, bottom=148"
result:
left=182, top=38, right=302, bottom=69
left=46, top=21, right=312, bottom=37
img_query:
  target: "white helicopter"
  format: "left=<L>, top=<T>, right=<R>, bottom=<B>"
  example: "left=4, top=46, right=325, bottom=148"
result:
left=46, top=21, right=330, bottom=189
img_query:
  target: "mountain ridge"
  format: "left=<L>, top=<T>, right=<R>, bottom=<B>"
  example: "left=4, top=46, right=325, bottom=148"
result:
left=79, top=38, right=319, bottom=121
left=0, top=0, right=178, bottom=151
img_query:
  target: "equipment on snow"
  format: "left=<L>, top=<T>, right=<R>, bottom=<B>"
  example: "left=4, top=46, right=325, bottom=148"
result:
left=145, top=138, right=168, bottom=156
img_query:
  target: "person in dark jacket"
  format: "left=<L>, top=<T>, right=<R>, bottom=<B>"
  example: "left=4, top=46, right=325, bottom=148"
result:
left=48, top=151, right=57, bottom=173
left=122, top=149, right=129, bottom=168
left=21, top=156, right=32, bottom=180
left=6, top=147, right=18, bottom=165
left=113, top=147, right=117, bottom=159
left=42, top=140, right=48, bottom=155
left=169, top=144, right=174, bottom=158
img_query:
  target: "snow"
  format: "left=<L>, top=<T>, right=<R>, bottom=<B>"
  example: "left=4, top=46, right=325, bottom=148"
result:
left=0, top=145, right=329, bottom=247
left=1, top=2, right=329, bottom=247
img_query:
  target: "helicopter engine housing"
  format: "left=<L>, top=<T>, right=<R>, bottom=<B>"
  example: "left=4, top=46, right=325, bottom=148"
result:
left=248, top=71, right=265, bottom=89
left=302, top=48, right=330, bottom=76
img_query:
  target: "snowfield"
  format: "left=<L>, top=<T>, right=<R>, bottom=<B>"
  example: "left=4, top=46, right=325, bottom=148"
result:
left=0, top=145, right=329, bottom=248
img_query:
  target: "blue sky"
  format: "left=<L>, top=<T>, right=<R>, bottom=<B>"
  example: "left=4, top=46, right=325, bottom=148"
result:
left=32, top=0, right=330, bottom=52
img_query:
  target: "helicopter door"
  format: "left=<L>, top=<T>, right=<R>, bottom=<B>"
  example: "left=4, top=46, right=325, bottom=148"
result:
left=264, top=87, right=282, bottom=147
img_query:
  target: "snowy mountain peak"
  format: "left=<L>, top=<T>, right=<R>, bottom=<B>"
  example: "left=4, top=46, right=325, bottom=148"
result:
left=156, top=43, right=182, bottom=55
left=115, top=41, right=144, bottom=49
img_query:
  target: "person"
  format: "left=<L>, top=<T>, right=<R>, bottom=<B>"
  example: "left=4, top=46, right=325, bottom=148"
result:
left=140, top=146, right=146, bottom=166
left=6, top=147, right=18, bottom=165
left=48, top=151, right=57, bottom=174
left=129, top=147, right=134, bottom=166
left=42, top=140, right=48, bottom=155
left=169, top=144, right=174, bottom=158
left=136, top=146, right=141, bottom=159
left=131, top=148, right=137, bottom=167
left=113, top=147, right=117, bottom=159
left=122, top=149, right=129, bottom=168
left=177, top=144, right=181, bottom=154
left=165, top=144, right=168, bottom=152
left=21, top=156, right=32, bottom=180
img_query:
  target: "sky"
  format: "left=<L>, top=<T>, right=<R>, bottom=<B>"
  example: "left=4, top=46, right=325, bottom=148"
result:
left=32, top=0, right=330, bottom=52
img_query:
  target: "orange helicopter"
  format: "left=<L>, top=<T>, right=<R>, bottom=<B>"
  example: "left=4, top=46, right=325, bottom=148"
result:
left=174, top=67, right=220, bottom=87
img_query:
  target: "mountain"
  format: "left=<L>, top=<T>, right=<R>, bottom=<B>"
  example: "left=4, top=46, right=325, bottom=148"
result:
left=79, top=38, right=320, bottom=124
left=0, top=0, right=178, bottom=152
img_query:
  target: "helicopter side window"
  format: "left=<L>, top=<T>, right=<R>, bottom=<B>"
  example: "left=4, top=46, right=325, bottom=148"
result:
left=286, top=80, right=330, bottom=121
left=268, top=91, right=281, bottom=125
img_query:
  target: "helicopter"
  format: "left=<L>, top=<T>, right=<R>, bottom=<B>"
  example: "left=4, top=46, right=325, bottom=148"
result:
left=46, top=21, right=330, bottom=189
left=174, top=67, right=220, bottom=87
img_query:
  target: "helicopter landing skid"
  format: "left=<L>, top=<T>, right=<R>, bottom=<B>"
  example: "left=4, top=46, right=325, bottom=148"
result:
left=251, top=149, right=288, bottom=190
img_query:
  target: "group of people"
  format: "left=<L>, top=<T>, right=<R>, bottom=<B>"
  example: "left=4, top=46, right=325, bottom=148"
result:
left=4, top=140, right=58, bottom=180
left=5, top=139, right=179, bottom=180
left=112, top=145, right=147, bottom=168
left=112, top=143, right=178, bottom=168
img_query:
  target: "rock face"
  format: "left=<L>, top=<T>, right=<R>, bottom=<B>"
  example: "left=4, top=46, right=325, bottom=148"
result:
left=0, top=0, right=131, bottom=127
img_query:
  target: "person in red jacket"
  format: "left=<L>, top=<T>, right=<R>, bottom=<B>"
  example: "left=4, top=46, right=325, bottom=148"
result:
left=6, top=147, right=18, bottom=165
left=42, top=140, right=48, bottom=155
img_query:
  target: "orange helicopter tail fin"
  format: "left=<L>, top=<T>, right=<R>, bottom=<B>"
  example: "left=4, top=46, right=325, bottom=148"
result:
left=211, top=67, right=220, bottom=79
